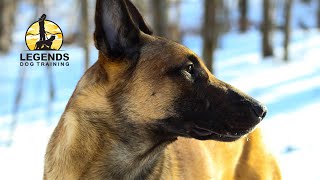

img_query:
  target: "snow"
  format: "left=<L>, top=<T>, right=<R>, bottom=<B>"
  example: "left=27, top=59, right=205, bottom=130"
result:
left=0, top=121, right=53, bottom=180
left=1, top=1, right=320, bottom=179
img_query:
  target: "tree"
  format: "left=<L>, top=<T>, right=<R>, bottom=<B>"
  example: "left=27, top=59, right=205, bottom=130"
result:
left=262, top=0, right=274, bottom=57
left=318, top=0, right=320, bottom=29
left=202, top=0, right=219, bottom=73
left=33, top=0, right=56, bottom=103
left=239, top=0, right=249, bottom=32
left=81, top=0, right=90, bottom=70
left=284, top=0, right=293, bottom=61
left=167, top=0, right=182, bottom=42
left=152, top=0, right=168, bottom=37
left=132, top=0, right=147, bottom=15
left=0, top=0, right=17, bottom=53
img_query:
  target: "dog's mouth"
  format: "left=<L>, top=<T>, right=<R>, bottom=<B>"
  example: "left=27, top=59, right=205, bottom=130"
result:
left=191, top=125, right=254, bottom=142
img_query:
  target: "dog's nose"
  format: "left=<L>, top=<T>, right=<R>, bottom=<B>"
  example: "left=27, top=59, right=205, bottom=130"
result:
left=252, top=104, right=267, bottom=119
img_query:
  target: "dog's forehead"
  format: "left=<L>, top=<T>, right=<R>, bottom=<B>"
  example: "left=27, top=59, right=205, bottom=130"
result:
left=140, top=38, right=197, bottom=67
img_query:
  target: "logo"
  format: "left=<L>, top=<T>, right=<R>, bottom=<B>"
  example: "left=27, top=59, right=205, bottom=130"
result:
left=25, top=14, right=63, bottom=51
left=20, top=14, right=69, bottom=67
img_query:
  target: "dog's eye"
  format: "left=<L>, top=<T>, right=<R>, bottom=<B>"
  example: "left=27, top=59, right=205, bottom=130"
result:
left=184, top=63, right=194, bottom=75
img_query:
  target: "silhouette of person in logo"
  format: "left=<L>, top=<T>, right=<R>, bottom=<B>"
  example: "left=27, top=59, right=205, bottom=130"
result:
left=34, top=14, right=57, bottom=50
left=38, top=14, right=46, bottom=41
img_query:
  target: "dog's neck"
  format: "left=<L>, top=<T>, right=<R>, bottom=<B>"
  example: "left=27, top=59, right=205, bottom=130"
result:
left=54, top=109, right=176, bottom=179
left=46, top=62, right=177, bottom=179
left=99, top=130, right=176, bottom=179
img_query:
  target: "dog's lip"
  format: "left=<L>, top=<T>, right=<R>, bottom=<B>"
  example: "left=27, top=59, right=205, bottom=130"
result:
left=192, top=125, right=252, bottom=139
left=192, top=126, right=216, bottom=136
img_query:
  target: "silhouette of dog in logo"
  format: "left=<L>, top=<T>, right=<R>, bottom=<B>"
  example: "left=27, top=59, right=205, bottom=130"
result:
left=35, top=35, right=56, bottom=50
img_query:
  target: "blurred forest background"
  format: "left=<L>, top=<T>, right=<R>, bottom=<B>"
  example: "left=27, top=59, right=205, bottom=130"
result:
left=1, top=0, right=320, bottom=179
left=2, top=0, right=319, bottom=70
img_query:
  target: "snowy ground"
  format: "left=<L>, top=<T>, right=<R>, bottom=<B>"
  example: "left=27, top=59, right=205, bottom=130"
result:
left=1, top=0, right=320, bottom=179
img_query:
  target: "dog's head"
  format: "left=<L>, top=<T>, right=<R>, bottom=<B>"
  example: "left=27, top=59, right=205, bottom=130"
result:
left=49, top=35, right=55, bottom=41
left=76, top=0, right=266, bottom=142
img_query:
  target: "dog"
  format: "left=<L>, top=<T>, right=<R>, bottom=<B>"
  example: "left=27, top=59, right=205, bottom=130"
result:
left=35, top=35, right=55, bottom=50
left=44, top=0, right=281, bottom=179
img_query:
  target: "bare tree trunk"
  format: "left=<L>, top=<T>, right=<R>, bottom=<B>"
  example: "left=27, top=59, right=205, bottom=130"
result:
left=35, top=0, right=44, bottom=16
left=133, top=0, right=147, bottom=15
left=317, top=0, right=320, bottom=29
left=202, top=0, right=219, bottom=74
left=152, top=0, right=168, bottom=37
left=35, top=0, right=56, bottom=118
left=283, top=0, right=292, bottom=61
left=0, top=0, right=17, bottom=53
left=47, top=66, right=55, bottom=102
left=167, top=0, right=182, bottom=42
left=262, top=0, right=274, bottom=57
left=239, top=0, right=248, bottom=32
left=81, top=0, right=90, bottom=71
left=9, top=67, right=26, bottom=146
left=9, top=0, right=42, bottom=145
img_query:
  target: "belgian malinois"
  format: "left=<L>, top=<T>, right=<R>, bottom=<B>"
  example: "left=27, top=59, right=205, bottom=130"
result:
left=44, top=0, right=281, bottom=179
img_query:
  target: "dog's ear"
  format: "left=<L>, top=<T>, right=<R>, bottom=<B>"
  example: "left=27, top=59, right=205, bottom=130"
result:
left=94, top=0, right=151, bottom=59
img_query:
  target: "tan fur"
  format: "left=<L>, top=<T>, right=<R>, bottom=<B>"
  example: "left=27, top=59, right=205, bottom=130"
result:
left=44, top=3, right=281, bottom=179
left=44, top=50, right=281, bottom=180
left=167, top=129, right=281, bottom=180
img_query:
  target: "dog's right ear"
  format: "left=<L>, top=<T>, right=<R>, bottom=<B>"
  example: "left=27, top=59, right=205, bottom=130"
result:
left=94, top=0, right=152, bottom=59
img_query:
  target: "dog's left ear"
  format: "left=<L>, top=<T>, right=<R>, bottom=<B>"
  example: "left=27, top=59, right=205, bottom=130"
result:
left=94, top=0, right=152, bottom=59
